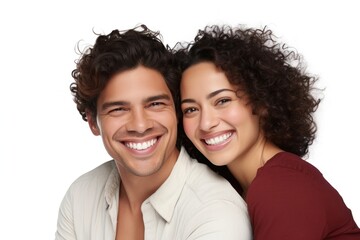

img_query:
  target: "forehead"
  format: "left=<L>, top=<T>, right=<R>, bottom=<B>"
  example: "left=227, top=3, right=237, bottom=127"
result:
left=181, top=62, right=233, bottom=96
left=98, top=66, right=172, bottom=103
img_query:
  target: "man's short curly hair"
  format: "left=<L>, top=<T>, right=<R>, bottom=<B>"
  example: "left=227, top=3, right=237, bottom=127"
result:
left=70, top=25, right=181, bottom=122
left=176, top=25, right=321, bottom=158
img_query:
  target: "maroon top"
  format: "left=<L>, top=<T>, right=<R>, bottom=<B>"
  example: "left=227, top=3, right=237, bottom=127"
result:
left=246, top=152, right=360, bottom=239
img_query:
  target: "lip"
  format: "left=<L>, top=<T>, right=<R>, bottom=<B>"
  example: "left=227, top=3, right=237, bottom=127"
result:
left=201, top=131, right=234, bottom=151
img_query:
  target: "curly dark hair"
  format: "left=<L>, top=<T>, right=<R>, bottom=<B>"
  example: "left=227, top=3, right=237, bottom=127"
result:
left=70, top=24, right=181, bottom=123
left=175, top=24, right=321, bottom=160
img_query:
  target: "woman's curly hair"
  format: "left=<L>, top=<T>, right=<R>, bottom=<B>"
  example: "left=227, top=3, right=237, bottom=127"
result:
left=176, top=25, right=321, bottom=159
left=70, top=25, right=181, bottom=123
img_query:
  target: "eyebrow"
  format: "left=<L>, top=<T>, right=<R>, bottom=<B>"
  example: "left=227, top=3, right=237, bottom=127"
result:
left=146, top=94, right=172, bottom=103
left=181, top=88, right=234, bottom=104
left=101, top=94, right=172, bottom=111
left=101, top=101, right=128, bottom=111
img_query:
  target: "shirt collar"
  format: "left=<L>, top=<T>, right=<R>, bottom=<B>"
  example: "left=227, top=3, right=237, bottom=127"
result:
left=104, top=162, right=120, bottom=209
left=147, top=147, right=193, bottom=222
left=103, top=147, right=193, bottom=222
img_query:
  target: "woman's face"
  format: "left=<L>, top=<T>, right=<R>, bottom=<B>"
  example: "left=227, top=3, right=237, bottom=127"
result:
left=181, top=62, right=263, bottom=166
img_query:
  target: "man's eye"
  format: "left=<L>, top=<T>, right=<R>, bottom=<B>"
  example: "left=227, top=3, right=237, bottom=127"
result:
left=106, top=107, right=128, bottom=116
left=148, top=102, right=165, bottom=108
left=108, top=107, right=125, bottom=113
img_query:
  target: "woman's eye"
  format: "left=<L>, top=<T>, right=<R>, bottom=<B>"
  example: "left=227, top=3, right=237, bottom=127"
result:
left=216, top=98, right=231, bottom=106
left=183, top=107, right=197, bottom=115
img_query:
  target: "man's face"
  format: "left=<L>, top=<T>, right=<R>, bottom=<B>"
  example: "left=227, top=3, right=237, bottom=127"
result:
left=88, top=66, right=178, bottom=177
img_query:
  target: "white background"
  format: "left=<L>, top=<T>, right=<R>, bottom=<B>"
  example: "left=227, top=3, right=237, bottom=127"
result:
left=0, top=0, right=359, bottom=238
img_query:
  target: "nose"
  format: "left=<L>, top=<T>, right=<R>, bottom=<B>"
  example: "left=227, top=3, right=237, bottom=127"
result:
left=125, top=108, right=153, bottom=133
left=199, top=108, right=219, bottom=131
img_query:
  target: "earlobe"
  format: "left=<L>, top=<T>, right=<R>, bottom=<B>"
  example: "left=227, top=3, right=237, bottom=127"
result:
left=86, top=111, right=100, bottom=136
left=90, top=123, right=100, bottom=136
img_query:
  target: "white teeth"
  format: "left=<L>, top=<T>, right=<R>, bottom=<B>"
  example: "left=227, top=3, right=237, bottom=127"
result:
left=205, top=133, right=232, bottom=145
left=126, top=138, right=157, bottom=150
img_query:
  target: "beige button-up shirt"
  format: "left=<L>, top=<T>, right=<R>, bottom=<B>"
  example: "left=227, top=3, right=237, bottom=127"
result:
left=55, top=147, right=252, bottom=240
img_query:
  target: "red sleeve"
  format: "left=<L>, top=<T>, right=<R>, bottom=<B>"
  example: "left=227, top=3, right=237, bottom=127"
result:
left=246, top=157, right=357, bottom=240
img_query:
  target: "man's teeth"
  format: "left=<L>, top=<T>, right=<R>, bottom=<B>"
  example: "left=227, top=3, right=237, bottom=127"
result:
left=205, top=133, right=232, bottom=145
left=126, top=139, right=157, bottom=150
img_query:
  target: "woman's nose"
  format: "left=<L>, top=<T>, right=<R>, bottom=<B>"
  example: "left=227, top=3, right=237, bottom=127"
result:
left=199, top=108, right=220, bottom=131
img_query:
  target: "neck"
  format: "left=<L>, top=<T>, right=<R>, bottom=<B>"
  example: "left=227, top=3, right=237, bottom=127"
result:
left=116, top=151, right=178, bottom=209
left=119, top=176, right=156, bottom=209
left=227, top=140, right=282, bottom=196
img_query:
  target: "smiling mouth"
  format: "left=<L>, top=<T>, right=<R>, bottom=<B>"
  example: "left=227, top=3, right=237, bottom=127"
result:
left=125, top=138, right=158, bottom=150
left=204, top=133, right=232, bottom=145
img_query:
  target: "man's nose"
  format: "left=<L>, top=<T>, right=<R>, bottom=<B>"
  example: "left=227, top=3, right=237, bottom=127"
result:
left=125, top=108, right=154, bottom=133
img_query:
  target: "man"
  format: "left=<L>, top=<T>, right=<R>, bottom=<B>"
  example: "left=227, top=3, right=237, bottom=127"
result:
left=55, top=25, right=251, bottom=240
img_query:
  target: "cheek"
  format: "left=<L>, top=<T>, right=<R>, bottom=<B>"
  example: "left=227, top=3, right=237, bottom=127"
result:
left=156, top=111, right=178, bottom=127
left=223, top=108, right=245, bottom=124
left=98, top=117, right=122, bottom=136
left=183, top=118, right=196, bottom=139
left=223, top=105, right=258, bottom=129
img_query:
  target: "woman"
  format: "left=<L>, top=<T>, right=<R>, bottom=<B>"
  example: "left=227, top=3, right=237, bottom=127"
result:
left=176, top=25, right=360, bottom=239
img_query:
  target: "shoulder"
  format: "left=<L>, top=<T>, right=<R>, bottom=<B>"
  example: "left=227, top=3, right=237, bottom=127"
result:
left=182, top=155, right=249, bottom=221
left=56, top=160, right=117, bottom=238
left=176, top=148, right=244, bottom=205
left=73, top=160, right=116, bottom=183
left=70, top=160, right=115, bottom=188
left=248, top=152, right=333, bottom=203
left=63, top=160, right=117, bottom=202
left=175, top=156, right=252, bottom=239
left=261, top=151, right=321, bottom=175
left=252, top=152, right=324, bottom=189
left=247, top=152, right=354, bottom=238
left=187, top=157, right=244, bottom=204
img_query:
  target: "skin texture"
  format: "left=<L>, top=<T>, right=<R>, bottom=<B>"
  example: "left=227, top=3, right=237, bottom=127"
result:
left=181, top=62, right=281, bottom=191
left=176, top=25, right=360, bottom=239
left=175, top=25, right=321, bottom=195
left=175, top=25, right=320, bottom=160
left=66, top=25, right=186, bottom=240
left=87, top=66, right=179, bottom=240
left=88, top=66, right=179, bottom=179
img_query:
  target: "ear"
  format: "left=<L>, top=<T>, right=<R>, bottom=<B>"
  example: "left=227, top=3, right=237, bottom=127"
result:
left=86, top=110, right=100, bottom=136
